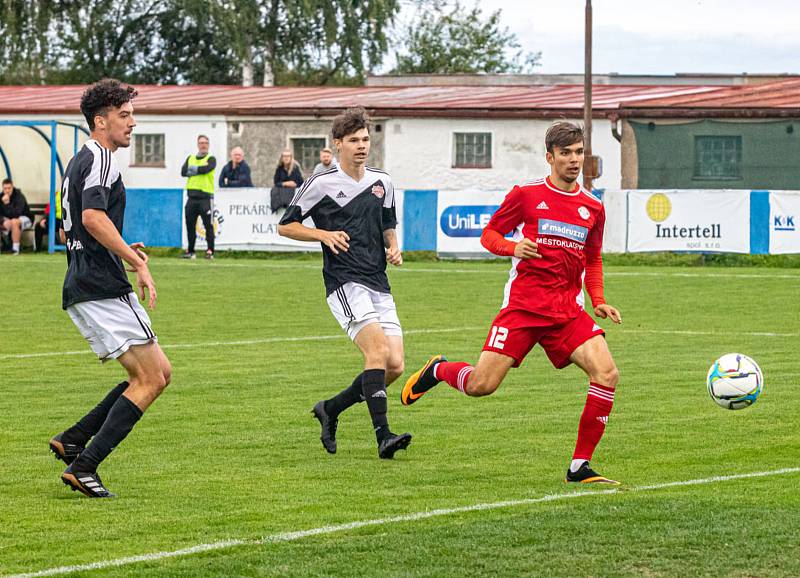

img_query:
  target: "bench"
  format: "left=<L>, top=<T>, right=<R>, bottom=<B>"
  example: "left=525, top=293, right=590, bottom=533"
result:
left=20, top=203, right=47, bottom=250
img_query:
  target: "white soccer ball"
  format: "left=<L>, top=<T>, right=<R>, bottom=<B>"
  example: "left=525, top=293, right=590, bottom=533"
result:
left=707, top=353, right=764, bottom=410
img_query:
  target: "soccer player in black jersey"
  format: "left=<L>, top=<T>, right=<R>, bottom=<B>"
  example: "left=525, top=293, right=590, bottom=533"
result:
left=48, top=79, right=172, bottom=498
left=278, top=107, right=411, bottom=459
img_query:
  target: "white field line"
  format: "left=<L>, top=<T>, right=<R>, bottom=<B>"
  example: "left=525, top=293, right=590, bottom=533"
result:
left=7, top=467, right=799, bottom=578
left=0, top=326, right=484, bottom=360
left=624, top=328, right=799, bottom=338
left=1, top=325, right=796, bottom=361
left=158, top=262, right=800, bottom=279
left=7, top=257, right=800, bottom=278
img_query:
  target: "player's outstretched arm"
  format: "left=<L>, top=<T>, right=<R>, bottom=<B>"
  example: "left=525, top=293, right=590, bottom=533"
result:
left=278, top=221, right=350, bottom=254
left=82, top=208, right=156, bottom=309
left=383, top=229, right=402, bottom=266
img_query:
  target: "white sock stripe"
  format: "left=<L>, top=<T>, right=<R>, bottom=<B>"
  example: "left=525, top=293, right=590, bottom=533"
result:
left=588, top=385, right=614, bottom=395
left=457, top=367, right=473, bottom=391
left=588, top=393, right=615, bottom=404
left=588, top=387, right=615, bottom=400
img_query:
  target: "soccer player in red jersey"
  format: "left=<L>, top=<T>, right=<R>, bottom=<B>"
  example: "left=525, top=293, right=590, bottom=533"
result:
left=402, top=121, right=623, bottom=484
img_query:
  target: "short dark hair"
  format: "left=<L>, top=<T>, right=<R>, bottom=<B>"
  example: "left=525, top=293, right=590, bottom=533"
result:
left=197, top=135, right=209, bottom=142
left=545, top=121, right=584, bottom=153
left=80, top=79, right=137, bottom=131
left=2, top=178, right=12, bottom=186
left=331, top=107, right=370, bottom=140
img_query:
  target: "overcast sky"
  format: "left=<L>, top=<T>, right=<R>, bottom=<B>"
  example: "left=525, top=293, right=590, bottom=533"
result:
left=396, top=0, right=800, bottom=75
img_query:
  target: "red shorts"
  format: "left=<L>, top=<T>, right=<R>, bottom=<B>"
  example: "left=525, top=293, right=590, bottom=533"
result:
left=482, top=308, right=605, bottom=369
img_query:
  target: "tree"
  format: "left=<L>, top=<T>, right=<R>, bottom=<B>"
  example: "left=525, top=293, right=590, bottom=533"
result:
left=137, top=0, right=244, bottom=85
left=0, top=0, right=55, bottom=84
left=202, top=0, right=401, bottom=87
left=393, top=0, right=541, bottom=75
left=49, top=1, right=170, bottom=84
left=0, top=0, right=401, bottom=86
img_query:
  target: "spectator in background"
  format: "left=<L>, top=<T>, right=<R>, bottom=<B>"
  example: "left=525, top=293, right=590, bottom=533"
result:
left=34, top=203, right=51, bottom=251
left=313, top=147, right=337, bottom=175
left=0, top=178, right=34, bottom=255
left=273, top=148, right=304, bottom=190
left=181, top=134, right=217, bottom=259
left=219, top=146, right=253, bottom=188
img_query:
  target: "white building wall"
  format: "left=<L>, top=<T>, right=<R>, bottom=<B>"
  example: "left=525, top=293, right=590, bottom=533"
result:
left=0, top=113, right=227, bottom=202
left=114, top=115, right=227, bottom=190
left=383, top=117, right=621, bottom=192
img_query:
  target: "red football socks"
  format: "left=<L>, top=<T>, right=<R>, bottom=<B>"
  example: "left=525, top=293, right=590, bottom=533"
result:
left=573, top=382, right=615, bottom=461
left=434, top=361, right=474, bottom=394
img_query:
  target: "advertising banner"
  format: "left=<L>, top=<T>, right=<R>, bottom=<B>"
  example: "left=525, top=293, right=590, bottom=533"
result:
left=436, top=190, right=508, bottom=257
left=182, top=188, right=318, bottom=251
left=627, top=190, right=750, bottom=253
left=769, top=191, right=800, bottom=254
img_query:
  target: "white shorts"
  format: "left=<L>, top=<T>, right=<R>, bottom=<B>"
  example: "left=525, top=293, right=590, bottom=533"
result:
left=1, top=215, right=32, bottom=230
left=327, top=282, right=402, bottom=341
left=67, top=292, right=157, bottom=362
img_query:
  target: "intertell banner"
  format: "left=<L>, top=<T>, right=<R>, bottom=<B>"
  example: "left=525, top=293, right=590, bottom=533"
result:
left=769, top=191, right=800, bottom=254
left=626, top=190, right=750, bottom=253
left=436, top=190, right=508, bottom=257
left=182, top=188, right=319, bottom=251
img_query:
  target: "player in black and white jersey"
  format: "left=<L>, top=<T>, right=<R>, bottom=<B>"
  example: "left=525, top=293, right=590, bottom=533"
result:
left=278, top=107, right=411, bottom=459
left=48, top=79, right=172, bottom=498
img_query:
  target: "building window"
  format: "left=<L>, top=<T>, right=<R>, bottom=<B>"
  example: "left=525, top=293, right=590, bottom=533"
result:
left=291, top=137, right=327, bottom=175
left=132, top=134, right=165, bottom=167
left=694, top=135, right=741, bottom=179
left=453, top=132, right=492, bottom=168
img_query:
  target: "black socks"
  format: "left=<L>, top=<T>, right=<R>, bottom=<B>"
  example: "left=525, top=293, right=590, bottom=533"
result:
left=324, top=372, right=365, bottom=418
left=361, top=369, right=390, bottom=442
left=72, top=395, right=143, bottom=473
left=61, top=381, right=130, bottom=446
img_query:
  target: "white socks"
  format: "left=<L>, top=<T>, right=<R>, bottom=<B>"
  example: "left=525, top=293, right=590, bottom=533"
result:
left=570, top=459, right=588, bottom=473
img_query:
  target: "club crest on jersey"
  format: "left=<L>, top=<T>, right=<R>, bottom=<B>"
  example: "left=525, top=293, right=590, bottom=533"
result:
left=372, top=184, right=385, bottom=198
left=578, top=206, right=590, bottom=220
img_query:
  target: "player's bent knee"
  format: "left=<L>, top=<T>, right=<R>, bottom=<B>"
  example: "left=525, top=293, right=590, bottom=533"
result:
left=161, top=363, right=172, bottom=387
left=596, top=365, right=619, bottom=388
left=385, top=361, right=404, bottom=384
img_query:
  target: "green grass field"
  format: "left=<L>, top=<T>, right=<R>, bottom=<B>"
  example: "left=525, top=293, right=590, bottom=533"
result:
left=1, top=254, right=798, bottom=577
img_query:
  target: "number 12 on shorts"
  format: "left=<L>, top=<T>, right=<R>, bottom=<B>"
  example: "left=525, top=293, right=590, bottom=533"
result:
left=488, top=326, right=508, bottom=349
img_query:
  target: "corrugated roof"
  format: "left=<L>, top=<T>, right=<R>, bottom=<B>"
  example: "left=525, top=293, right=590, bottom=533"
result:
left=0, top=84, right=722, bottom=118
left=619, top=78, right=800, bottom=116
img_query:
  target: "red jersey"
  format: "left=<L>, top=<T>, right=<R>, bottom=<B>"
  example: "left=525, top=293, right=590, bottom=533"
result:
left=483, top=176, right=605, bottom=321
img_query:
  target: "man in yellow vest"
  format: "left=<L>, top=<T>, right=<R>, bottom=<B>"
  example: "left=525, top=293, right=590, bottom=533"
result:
left=181, top=134, right=217, bottom=259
